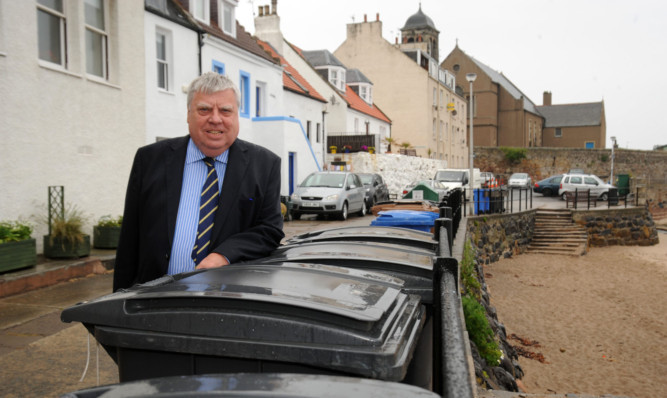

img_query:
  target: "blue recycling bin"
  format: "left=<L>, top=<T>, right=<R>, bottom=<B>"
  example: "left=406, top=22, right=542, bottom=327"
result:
left=371, top=210, right=439, bottom=233
left=473, top=189, right=490, bottom=215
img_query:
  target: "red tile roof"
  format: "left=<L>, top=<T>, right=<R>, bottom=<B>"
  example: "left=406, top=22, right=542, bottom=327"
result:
left=256, top=39, right=326, bottom=103
left=342, top=86, right=392, bottom=123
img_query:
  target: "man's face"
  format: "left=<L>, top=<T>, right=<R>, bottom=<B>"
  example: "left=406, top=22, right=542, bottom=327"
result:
left=187, top=89, right=240, bottom=157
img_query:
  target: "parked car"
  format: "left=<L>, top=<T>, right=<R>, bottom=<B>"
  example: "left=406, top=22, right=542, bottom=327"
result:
left=290, top=171, right=366, bottom=220
left=508, top=173, right=532, bottom=189
left=402, top=179, right=449, bottom=202
left=358, top=173, right=390, bottom=211
left=533, top=174, right=563, bottom=196
left=559, top=173, right=614, bottom=201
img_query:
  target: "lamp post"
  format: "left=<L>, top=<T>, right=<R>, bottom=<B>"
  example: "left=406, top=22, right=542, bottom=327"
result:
left=610, top=136, right=617, bottom=185
left=466, top=73, right=477, bottom=214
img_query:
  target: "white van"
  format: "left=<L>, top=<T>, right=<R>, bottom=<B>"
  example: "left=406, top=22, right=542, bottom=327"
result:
left=433, top=168, right=481, bottom=198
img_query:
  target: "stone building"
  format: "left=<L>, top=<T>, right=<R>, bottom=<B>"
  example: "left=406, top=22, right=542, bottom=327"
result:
left=537, top=92, right=606, bottom=149
left=334, top=7, right=468, bottom=166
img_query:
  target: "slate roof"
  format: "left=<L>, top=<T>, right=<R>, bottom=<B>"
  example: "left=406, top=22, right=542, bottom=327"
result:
left=402, top=5, right=438, bottom=32
left=537, top=102, right=604, bottom=128
left=256, top=39, right=326, bottom=103
left=346, top=69, right=372, bottom=84
left=145, top=0, right=199, bottom=30
left=469, top=55, right=542, bottom=116
left=301, top=50, right=346, bottom=68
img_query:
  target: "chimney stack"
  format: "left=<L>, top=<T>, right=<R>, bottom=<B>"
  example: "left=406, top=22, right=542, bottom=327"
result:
left=272, top=0, right=277, bottom=15
left=543, top=91, right=552, bottom=106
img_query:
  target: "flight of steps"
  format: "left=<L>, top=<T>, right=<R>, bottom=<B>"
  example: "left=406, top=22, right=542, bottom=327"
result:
left=527, top=209, right=588, bottom=255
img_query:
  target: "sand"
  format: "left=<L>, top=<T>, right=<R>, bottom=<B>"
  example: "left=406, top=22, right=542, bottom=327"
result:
left=484, top=233, right=667, bottom=397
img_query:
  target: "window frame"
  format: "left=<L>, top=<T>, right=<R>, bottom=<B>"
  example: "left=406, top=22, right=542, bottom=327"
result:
left=190, top=0, right=210, bottom=23
left=555, top=127, right=562, bottom=137
left=84, top=0, right=108, bottom=79
left=239, top=70, right=251, bottom=119
left=155, top=28, right=171, bottom=91
left=212, top=60, right=225, bottom=75
left=220, top=0, right=237, bottom=37
left=37, top=0, right=67, bottom=68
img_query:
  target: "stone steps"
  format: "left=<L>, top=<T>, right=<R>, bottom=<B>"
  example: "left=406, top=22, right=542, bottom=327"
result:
left=527, top=209, right=588, bottom=256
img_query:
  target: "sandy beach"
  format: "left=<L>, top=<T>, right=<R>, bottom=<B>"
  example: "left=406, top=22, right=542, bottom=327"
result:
left=484, top=232, right=667, bottom=397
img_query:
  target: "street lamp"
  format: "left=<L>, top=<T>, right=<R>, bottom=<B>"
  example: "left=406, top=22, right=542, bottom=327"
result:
left=466, top=73, right=477, bottom=214
left=610, top=136, right=617, bottom=185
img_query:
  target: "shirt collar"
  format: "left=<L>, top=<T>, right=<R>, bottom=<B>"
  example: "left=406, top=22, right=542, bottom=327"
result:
left=186, top=138, right=229, bottom=165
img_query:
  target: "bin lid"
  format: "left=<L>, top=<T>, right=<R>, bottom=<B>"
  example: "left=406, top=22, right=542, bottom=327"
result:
left=61, top=262, right=424, bottom=381
left=285, top=226, right=437, bottom=252
left=259, top=241, right=434, bottom=302
left=371, top=210, right=439, bottom=227
left=61, top=373, right=440, bottom=397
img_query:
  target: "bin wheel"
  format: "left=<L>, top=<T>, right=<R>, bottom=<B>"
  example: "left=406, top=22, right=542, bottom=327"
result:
left=339, top=203, right=348, bottom=221
left=357, top=202, right=366, bottom=217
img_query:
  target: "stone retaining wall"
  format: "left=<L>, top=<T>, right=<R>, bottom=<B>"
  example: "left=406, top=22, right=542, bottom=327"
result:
left=466, top=210, right=536, bottom=265
left=572, top=207, right=659, bottom=247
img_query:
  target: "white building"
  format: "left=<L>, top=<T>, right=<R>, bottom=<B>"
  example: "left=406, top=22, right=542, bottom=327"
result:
left=0, top=1, right=145, bottom=252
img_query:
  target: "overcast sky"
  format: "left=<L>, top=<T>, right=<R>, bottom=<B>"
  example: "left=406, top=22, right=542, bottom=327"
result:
left=236, top=0, right=666, bottom=151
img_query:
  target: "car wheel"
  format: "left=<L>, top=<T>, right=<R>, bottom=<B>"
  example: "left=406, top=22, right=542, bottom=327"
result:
left=561, top=192, right=568, bottom=201
left=339, top=202, right=348, bottom=221
left=357, top=202, right=366, bottom=217
left=600, top=192, right=608, bottom=201
left=366, top=196, right=376, bottom=213
left=542, top=188, right=552, bottom=196
left=291, top=211, right=301, bottom=220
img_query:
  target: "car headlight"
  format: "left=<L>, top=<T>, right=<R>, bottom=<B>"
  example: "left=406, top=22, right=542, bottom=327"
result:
left=291, top=193, right=299, bottom=200
left=324, top=194, right=339, bottom=201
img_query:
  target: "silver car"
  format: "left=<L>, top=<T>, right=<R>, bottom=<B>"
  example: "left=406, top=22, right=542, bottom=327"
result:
left=508, top=173, right=532, bottom=189
left=558, top=173, right=614, bottom=200
left=290, top=171, right=366, bottom=220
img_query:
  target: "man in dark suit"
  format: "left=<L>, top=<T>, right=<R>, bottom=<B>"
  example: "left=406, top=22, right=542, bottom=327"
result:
left=113, top=72, right=284, bottom=292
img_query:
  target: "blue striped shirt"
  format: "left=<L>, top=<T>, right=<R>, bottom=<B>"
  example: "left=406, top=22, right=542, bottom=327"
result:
left=168, top=139, right=228, bottom=275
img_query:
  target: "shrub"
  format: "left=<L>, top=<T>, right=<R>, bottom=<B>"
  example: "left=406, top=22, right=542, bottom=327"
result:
left=0, top=220, right=33, bottom=243
left=500, top=147, right=527, bottom=164
left=462, top=295, right=502, bottom=366
left=96, top=215, right=123, bottom=227
left=50, top=204, right=88, bottom=245
left=461, top=239, right=481, bottom=299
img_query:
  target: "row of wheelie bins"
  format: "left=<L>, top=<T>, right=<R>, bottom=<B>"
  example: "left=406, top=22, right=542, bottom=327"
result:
left=60, top=212, right=464, bottom=397
left=473, top=188, right=506, bottom=215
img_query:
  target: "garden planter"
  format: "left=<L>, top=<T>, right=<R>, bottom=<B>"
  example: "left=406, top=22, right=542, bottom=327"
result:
left=93, top=226, right=121, bottom=249
left=43, top=235, right=91, bottom=259
left=0, top=239, right=37, bottom=273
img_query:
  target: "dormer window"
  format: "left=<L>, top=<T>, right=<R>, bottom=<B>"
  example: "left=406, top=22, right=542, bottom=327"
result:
left=220, top=0, right=238, bottom=37
left=357, top=84, right=373, bottom=105
left=190, top=0, right=209, bottom=23
left=328, top=66, right=346, bottom=92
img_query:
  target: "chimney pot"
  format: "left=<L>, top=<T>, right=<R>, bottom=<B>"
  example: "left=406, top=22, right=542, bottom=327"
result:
left=272, top=0, right=277, bottom=15
left=364, top=14, right=367, bottom=22
left=376, top=13, right=379, bottom=21
left=258, top=6, right=264, bottom=16
left=264, top=5, right=269, bottom=15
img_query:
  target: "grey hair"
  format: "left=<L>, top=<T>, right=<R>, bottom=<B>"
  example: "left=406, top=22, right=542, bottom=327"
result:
left=187, top=72, right=241, bottom=109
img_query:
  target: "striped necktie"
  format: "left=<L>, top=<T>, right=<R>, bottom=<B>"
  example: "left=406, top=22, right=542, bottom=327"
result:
left=192, top=157, right=219, bottom=265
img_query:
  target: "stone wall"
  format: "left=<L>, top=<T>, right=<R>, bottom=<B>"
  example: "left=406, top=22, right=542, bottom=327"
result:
left=572, top=207, right=659, bottom=247
left=474, top=147, right=667, bottom=208
left=465, top=210, right=536, bottom=265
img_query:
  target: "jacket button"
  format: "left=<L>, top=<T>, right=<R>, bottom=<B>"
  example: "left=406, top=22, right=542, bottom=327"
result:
left=165, top=253, right=169, bottom=259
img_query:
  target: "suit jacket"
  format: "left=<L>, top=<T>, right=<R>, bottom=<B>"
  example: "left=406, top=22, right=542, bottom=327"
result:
left=113, top=136, right=284, bottom=291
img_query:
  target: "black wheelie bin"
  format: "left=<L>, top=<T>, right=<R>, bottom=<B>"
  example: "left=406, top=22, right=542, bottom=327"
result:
left=284, top=226, right=438, bottom=252
left=61, top=262, right=425, bottom=385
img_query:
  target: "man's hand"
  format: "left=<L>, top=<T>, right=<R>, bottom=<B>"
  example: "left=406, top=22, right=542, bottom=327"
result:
left=195, top=252, right=229, bottom=270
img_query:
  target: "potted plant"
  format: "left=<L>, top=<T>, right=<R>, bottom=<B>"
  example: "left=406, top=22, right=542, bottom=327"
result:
left=43, top=204, right=90, bottom=259
left=329, top=145, right=337, bottom=154
left=0, top=220, right=37, bottom=273
left=368, top=146, right=375, bottom=154
left=93, top=215, right=122, bottom=249
left=361, top=145, right=368, bottom=152
left=343, top=144, right=352, bottom=153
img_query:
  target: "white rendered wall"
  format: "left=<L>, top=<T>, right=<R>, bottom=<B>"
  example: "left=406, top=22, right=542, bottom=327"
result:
left=144, top=12, right=200, bottom=143
left=0, top=1, right=145, bottom=253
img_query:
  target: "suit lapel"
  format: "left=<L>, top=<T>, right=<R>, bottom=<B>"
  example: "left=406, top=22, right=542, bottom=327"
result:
left=212, top=140, right=250, bottom=242
left=165, top=136, right=189, bottom=246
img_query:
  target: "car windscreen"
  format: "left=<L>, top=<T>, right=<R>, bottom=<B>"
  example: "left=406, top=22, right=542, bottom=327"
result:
left=435, top=170, right=464, bottom=182
left=301, top=173, right=346, bottom=188
left=359, top=174, right=373, bottom=185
